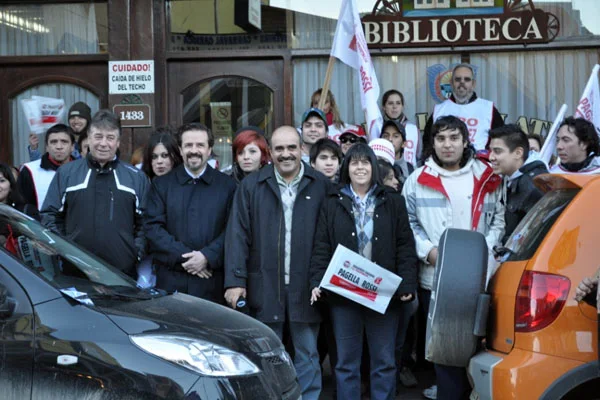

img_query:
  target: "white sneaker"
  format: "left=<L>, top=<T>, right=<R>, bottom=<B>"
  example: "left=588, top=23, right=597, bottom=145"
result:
left=422, top=384, right=437, bottom=400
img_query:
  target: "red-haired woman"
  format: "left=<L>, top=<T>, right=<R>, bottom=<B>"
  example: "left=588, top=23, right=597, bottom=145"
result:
left=231, top=126, right=270, bottom=183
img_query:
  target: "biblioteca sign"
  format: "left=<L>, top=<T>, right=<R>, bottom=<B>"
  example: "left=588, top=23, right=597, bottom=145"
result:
left=362, top=0, right=560, bottom=47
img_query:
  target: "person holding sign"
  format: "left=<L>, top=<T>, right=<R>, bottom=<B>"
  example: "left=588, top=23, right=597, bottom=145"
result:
left=309, top=143, right=417, bottom=400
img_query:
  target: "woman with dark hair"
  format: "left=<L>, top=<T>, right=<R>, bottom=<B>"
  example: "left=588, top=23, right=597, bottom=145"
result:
left=0, top=163, right=38, bottom=220
left=377, top=159, right=401, bottom=192
left=381, top=89, right=422, bottom=166
left=137, top=129, right=182, bottom=288
left=231, top=127, right=270, bottom=183
left=309, top=143, right=418, bottom=400
left=141, top=128, right=183, bottom=180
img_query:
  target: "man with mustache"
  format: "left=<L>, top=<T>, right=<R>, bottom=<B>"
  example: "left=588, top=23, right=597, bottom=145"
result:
left=144, top=123, right=237, bottom=303
left=224, top=126, right=330, bottom=400
left=424, top=64, right=504, bottom=154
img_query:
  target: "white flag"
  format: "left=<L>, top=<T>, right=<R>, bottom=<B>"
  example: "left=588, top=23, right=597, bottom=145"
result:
left=574, top=64, right=600, bottom=135
left=539, top=104, right=567, bottom=166
left=331, top=0, right=383, bottom=139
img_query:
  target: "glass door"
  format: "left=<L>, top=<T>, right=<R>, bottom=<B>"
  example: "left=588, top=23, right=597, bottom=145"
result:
left=168, top=59, right=284, bottom=172
left=180, top=77, right=274, bottom=171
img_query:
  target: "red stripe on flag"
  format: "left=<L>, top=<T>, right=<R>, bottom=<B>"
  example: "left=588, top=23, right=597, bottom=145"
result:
left=41, top=116, right=60, bottom=123
left=330, top=274, right=377, bottom=301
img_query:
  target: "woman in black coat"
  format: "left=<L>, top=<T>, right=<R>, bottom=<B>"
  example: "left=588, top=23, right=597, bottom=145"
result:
left=309, top=144, right=418, bottom=400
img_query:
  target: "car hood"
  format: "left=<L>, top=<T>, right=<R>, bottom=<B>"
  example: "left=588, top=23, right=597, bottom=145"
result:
left=97, top=292, right=281, bottom=354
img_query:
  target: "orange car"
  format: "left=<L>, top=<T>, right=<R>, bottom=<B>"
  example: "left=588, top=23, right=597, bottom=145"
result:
left=469, top=174, right=599, bottom=400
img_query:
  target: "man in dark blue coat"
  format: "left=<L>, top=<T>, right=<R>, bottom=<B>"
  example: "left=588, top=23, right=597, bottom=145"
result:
left=145, top=123, right=236, bottom=303
left=224, top=126, right=330, bottom=400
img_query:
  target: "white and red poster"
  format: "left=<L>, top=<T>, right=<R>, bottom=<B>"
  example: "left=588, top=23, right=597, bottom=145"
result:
left=20, top=96, right=66, bottom=134
left=319, top=244, right=402, bottom=314
left=331, top=0, right=383, bottom=139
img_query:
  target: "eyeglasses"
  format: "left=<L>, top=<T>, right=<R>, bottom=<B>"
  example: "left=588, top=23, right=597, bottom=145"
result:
left=340, top=136, right=358, bottom=144
left=453, top=77, right=472, bottom=82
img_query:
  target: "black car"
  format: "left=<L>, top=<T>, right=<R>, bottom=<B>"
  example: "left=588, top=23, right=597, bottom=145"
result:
left=0, top=205, right=300, bottom=400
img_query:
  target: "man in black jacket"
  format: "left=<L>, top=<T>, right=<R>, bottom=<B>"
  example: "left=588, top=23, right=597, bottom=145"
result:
left=41, top=110, right=149, bottom=277
left=144, top=123, right=237, bottom=303
left=224, top=126, right=330, bottom=400
left=423, top=64, right=504, bottom=154
left=488, top=124, right=548, bottom=244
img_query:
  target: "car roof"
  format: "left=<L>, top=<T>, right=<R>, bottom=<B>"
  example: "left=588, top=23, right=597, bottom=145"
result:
left=534, top=173, right=600, bottom=192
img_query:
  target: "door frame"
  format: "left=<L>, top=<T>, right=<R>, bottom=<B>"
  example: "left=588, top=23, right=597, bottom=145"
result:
left=165, top=52, right=292, bottom=132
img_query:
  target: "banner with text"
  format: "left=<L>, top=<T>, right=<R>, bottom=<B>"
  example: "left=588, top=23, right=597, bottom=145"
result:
left=319, top=244, right=402, bottom=314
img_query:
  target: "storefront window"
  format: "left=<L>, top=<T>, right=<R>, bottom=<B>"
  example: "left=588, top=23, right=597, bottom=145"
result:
left=293, top=54, right=461, bottom=129
left=168, top=0, right=288, bottom=51
left=0, top=3, right=107, bottom=56
left=471, top=49, right=599, bottom=135
left=181, top=77, right=274, bottom=171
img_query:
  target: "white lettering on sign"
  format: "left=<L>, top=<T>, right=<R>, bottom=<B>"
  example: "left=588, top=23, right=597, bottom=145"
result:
left=109, top=60, right=154, bottom=94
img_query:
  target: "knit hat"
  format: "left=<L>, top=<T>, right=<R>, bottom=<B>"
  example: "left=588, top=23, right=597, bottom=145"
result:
left=369, top=138, right=395, bottom=165
left=301, top=107, right=328, bottom=131
left=68, top=102, right=92, bottom=123
left=381, top=120, right=406, bottom=141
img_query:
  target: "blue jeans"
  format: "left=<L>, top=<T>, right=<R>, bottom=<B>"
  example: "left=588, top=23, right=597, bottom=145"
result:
left=330, top=301, right=401, bottom=400
left=265, top=321, right=321, bottom=400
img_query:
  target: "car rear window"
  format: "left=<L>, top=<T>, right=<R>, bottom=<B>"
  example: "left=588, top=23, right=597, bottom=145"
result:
left=505, top=189, right=579, bottom=261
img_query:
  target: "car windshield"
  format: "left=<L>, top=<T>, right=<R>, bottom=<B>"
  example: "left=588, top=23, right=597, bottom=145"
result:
left=504, top=189, right=578, bottom=261
left=0, top=205, right=160, bottom=302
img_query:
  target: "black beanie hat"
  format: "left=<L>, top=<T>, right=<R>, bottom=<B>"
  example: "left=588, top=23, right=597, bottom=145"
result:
left=68, top=102, right=92, bottom=124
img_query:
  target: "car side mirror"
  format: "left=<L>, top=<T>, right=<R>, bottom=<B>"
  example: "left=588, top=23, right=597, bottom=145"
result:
left=0, top=284, right=15, bottom=319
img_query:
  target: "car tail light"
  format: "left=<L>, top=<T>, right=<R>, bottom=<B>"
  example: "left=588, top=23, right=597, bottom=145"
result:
left=515, top=271, right=570, bottom=333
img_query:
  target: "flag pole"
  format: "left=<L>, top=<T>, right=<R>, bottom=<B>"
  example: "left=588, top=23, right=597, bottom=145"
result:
left=318, top=56, right=336, bottom=110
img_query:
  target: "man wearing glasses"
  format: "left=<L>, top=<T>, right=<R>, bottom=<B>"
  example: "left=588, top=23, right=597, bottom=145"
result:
left=423, top=64, right=504, bottom=153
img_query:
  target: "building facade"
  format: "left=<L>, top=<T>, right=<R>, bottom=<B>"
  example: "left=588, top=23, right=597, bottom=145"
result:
left=1, top=0, right=598, bottom=169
